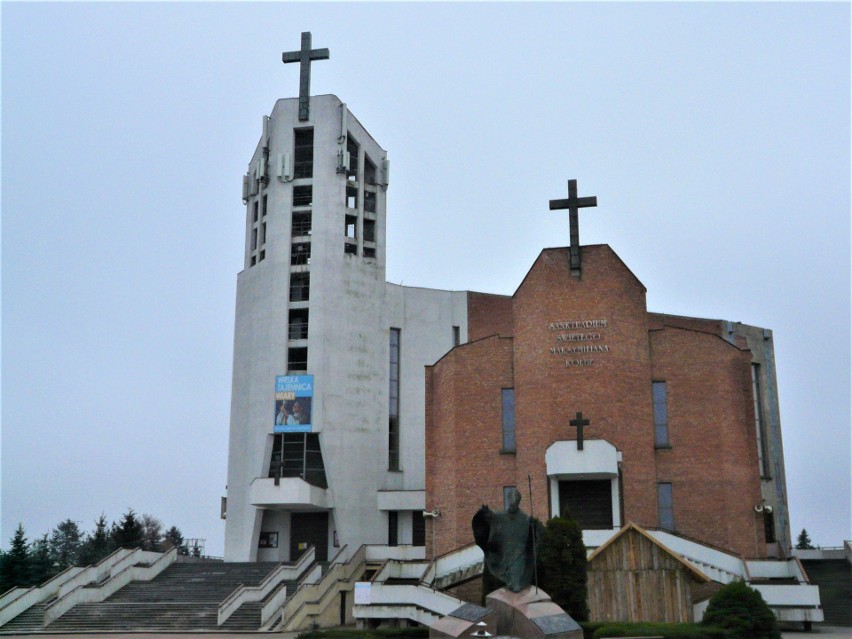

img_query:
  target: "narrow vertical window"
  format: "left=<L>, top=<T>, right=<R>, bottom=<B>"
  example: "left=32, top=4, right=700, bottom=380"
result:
left=452, top=326, right=460, bottom=347
left=388, top=511, right=398, bottom=547
left=764, top=512, right=776, bottom=543
left=389, top=328, right=401, bottom=470
left=412, top=511, right=425, bottom=547
left=657, top=482, right=674, bottom=531
left=652, top=381, right=669, bottom=447
left=752, top=364, right=771, bottom=477
left=294, top=128, right=314, bottom=179
left=347, top=135, right=359, bottom=178
left=502, top=389, right=515, bottom=452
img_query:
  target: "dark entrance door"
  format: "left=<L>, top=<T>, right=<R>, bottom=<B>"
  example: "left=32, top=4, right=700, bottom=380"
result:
left=558, top=479, right=613, bottom=528
left=290, top=511, right=328, bottom=561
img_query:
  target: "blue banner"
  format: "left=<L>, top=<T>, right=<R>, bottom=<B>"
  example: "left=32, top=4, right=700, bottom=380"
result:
left=274, top=374, right=313, bottom=433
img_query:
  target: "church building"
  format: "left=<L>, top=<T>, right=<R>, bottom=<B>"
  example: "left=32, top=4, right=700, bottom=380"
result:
left=224, top=34, right=791, bottom=566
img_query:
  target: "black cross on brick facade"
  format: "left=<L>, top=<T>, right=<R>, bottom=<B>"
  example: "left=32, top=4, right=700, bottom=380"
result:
left=570, top=412, right=591, bottom=451
left=549, top=179, right=598, bottom=276
left=282, top=32, right=330, bottom=121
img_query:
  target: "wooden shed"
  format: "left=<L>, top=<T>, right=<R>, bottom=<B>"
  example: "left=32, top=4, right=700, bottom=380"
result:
left=586, top=522, right=711, bottom=623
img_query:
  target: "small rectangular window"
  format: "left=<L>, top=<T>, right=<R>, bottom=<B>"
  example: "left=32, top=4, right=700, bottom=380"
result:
left=502, top=389, right=516, bottom=452
left=412, top=511, right=425, bottom=547
left=251, top=228, right=258, bottom=251
left=291, top=242, right=311, bottom=265
left=346, top=185, right=358, bottom=209
left=293, top=185, right=312, bottom=207
left=652, top=381, right=669, bottom=447
left=289, top=272, right=310, bottom=302
left=261, top=222, right=267, bottom=246
left=764, top=512, right=776, bottom=543
left=294, top=128, right=314, bottom=179
left=347, top=135, right=359, bottom=178
left=657, top=482, right=674, bottom=531
left=363, top=247, right=376, bottom=259
left=258, top=532, right=278, bottom=548
left=344, top=243, right=357, bottom=255
left=259, top=249, right=265, bottom=262
left=288, top=347, right=308, bottom=372
left=388, top=511, right=398, bottom=546
left=253, top=200, right=259, bottom=223
left=262, top=194, right=268, bottom=218
left=364, top=156, right=377, bottom=185
left=345, top=215, right=357, bottom=239
left=251, top=255, right=257, bottom=267
left=364, top=190, right=376, bottom=213
left=363, top=218, right=376, bottom=242
left=292, top=211, right=311, bottom=237
left=452, top=326, right=460, bottom=346
left=288, top=308, right=309, bottom=340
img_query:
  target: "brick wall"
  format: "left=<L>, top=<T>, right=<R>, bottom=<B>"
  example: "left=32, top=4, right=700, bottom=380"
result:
left=467, top=292, right=513, bottom=341
left=427, top=245, right=770, bottom=560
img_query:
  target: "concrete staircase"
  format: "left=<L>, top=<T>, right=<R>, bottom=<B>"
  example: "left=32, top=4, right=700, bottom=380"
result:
left=0, top=604, right=47, bottom=634
left=801, top=559, right=851, bottom=626
left=32, top=562, right=282, bottom=633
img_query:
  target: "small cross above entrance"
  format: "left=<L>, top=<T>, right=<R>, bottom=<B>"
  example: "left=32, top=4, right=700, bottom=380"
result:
left=549, top=179, right=598, bottom=276
left=569, top=412, right=591, bottom=451
left=282, top=32, right=330, bottom=122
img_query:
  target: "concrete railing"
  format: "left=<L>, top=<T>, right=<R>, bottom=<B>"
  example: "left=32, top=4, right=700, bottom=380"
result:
left=0, top=567, right=85, bottom=627
left=647, top=530, right=746, bottom=581
left=277, top=544, right=367, bottom=631
left=694, top=583, right=824, bottom=624
left=422, top=542, right=483, bottom=587
left=372, top=559, right=428, bottom=584
left=747, top=558, right=806, bottom=581
left=217, top=546, right=316, bottom=626
left=352, top=582, right=464, bottom=627
left=0, top=547, right=137, bottom=628
left=365, top=545, right=426, bottom=562
left=43, top=547, right=177, bottom=626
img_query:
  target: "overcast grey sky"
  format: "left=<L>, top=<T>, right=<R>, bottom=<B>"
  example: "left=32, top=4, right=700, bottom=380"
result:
left=2, top=2, right=849, bottom=557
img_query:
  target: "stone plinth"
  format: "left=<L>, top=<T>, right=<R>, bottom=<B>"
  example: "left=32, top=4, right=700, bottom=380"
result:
left=485, top=587, right=582, bottom=639
left=430, top=602, right=496, bottom=639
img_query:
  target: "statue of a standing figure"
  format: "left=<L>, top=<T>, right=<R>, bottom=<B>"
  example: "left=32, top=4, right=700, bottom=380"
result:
left=472, top=488, right=545, bottom=592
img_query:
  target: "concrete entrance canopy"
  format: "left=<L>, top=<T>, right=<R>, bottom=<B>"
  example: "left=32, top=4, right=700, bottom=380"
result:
left=546, top=439, right=622, bottom=525
left=249, top=476, right=331, bottom=510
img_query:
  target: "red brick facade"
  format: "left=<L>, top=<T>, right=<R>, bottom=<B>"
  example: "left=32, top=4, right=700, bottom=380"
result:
left=426, top=245, right=772, bottom=559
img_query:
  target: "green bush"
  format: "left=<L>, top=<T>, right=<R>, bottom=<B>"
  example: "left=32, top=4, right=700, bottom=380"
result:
left=539, top=514, right=589, bottom=621
left=701, top=580, right=780, bottom=639
left=590, top=622, right=728, bottom=638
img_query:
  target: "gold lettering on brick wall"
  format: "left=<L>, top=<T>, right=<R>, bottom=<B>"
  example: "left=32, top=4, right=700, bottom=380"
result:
left=548, top=319, right=610, bottom=367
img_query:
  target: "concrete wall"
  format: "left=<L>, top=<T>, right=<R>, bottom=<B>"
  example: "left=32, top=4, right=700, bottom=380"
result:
left=225, top=96, right=468, bottom=562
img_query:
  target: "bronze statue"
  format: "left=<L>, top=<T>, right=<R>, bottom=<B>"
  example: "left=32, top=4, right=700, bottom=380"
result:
left=472, top=488, right=545, bottom=592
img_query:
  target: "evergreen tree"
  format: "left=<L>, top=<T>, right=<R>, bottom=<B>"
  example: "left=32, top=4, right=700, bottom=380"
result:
left=49, top=519, right=83, bottom=570
left=702, top=580, right=780, bottom=639
left=795, top=528, right=815, bottom=550
left=111, top=509, right=145, bottom=549
left=1, top=524, right=32, bottom=591
left=140, top=514, right=164, bottom=552
left=29, top=534, right=55, bottom=585
left=79, top=515, right=114, bottom=565
left=163, top=526, right=186, bottom=555
left=537, top=513, right=589, bottom=621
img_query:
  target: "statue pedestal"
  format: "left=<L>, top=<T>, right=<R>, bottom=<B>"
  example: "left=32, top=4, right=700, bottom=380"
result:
left=485, top=587, right=582, bottom=639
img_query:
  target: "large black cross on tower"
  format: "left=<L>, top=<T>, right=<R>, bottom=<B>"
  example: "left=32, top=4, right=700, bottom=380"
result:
left=549, top=179, right=598, bottom=276
left=569, top=412, right=591, bottom=451
left=282, top=32, right=330, bottom=122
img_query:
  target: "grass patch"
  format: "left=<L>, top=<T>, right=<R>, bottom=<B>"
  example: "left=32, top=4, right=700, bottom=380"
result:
left=297, top=627, right=430, bottom=639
